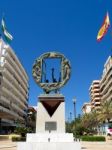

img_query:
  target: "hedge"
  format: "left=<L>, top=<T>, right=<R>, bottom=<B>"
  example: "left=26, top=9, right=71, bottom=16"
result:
left=81, top=136, right=106, bottom=141
left=12, top=137, right=26, bottom=142
left=0, top=135, right=9, bottom=140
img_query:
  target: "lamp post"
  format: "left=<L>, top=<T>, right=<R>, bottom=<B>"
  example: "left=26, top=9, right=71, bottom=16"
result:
left=73, top=98, right=76, bottom=121
left=73, top=98, right=77, bottom=139
left=70, top=112, right=72, bottom=123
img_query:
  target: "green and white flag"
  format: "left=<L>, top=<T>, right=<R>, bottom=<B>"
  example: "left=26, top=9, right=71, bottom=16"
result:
left=1, top=18, right=13, bottom=42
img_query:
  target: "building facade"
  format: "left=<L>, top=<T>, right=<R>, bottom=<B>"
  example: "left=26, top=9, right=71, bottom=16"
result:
left=82, top=102, right=91, bottom=114
left=100, top=56, right=112, bottom=103
left=89, top=80, right=101, bottom=111
left=0, top=39, right=29, bottom=133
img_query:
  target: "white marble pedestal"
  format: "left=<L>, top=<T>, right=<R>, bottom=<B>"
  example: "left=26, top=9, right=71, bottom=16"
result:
left=17, top=133, right=81, bottom=150
left=17, top=94, right=81, bottom=150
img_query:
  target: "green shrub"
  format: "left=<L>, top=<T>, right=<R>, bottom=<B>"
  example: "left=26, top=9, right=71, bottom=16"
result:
left=14, top=127, right=32, bottom=137
left=0, top=135, right=9, bottom=140
left=81, top=136, right=106, bottom=141
left=109, top=124, right=112, bottom=129
left=12, top=136, right=26, bottom=142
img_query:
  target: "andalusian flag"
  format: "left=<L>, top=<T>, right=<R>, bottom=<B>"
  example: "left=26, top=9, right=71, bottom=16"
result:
left=1, top=18, right=13, bottom=42
left=97, top=12, right=110, bottom=41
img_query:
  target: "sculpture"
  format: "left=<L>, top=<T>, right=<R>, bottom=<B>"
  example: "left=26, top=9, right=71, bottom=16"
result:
left=32, top=52, right=71, bottom=93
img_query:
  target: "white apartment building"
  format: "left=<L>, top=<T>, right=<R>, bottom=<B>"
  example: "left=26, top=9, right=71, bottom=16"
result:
left=82, top=102, right=91, bottom=114
left=100, top=56, right=112, bottom=103
left=89, top=80, right=101, bottom=111
left=0, top=38, right=29, bottom=132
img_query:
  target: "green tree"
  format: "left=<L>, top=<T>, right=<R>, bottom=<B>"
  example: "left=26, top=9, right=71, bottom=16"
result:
left=14, top=127, right=32, bottom=137
left=71, top=115, right=88, bottom=137
left=97, top=100, right=112, bottom=123
left=66, top=121, right=72, bottom=133
left=81, top=111, right=99, bottom=129
left=66, top=112, right=99, bottom=137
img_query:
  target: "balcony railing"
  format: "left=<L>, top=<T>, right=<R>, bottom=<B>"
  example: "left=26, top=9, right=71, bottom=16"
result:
left=101, top=78, right=112, bottom=95
left=3, top=68, right=28, bottom=98
left=100, top=70, right=112, bottom=88
left=6, top=46, right=28, bottom=81
left=0, top=105, right=20, bottom=119
left=6, top=53, right=28, bottom=87
left=1, top=86, right=27, bottom=109
left=4, top=61, right=28, bottom=91
left=2, top=76, right=27, bottom=104
left=101, top=86, right=112, bottom=100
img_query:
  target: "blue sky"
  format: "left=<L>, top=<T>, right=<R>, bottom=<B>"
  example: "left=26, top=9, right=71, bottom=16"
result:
left=0, top=0, right=112, bottom=120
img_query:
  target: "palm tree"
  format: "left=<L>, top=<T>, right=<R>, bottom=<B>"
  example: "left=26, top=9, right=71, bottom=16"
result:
left=81, top=111, right=99, bottom=129
left=97, top=100, right=112, bottom=123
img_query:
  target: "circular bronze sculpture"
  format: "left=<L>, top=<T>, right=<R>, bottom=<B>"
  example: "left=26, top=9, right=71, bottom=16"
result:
left=32, top=52, right=71, bottom=93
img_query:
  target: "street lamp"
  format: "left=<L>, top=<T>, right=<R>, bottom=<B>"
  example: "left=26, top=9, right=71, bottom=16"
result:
left=73, top=98, right=77, bottom=139
left=73, top=98, right=76, bottom=120
left=70, top=112, right=72, bottom=122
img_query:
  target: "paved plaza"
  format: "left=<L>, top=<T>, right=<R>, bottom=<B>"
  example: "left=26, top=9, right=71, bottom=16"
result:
left=0, top=140, right=112, bottom=150
left=81, top=141, right=112, bottom=150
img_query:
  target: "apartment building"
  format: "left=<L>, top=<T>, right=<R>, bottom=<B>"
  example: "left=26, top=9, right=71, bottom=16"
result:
left=82, top=55, right=112, bottom=117
left=89, top=80, right=101, bottom=111
left=100, top=56, right=112, bottom=103
left=0, top=38, right=29, bottom=133
left=82, top=102, right=91, bottom=114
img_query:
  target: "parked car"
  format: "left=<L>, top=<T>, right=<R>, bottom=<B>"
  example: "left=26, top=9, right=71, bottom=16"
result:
left=107, top=128, right=112, bottom=136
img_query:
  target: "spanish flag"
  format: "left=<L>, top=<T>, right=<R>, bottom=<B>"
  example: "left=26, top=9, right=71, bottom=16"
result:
left=97, top=12, right=110, bottom=41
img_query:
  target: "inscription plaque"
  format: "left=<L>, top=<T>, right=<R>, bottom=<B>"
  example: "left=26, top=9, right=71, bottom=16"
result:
left=45, top=121, right=57, bottom=131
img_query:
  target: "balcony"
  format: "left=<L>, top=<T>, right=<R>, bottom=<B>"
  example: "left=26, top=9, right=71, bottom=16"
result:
left=6, top=46, right=28, bottom=81
left=101, top=78, right=112, bottom=95
left=93, top=92, right=100, bottom=96
left=6, top=53, right=28, bottom=87
left=0, top=95, right=10, bottom=106
left=94, top=97, right=100, bottom=100
left=100, top=70, right=112, bottom=88
left=102, top=86, right=112, bottom=100
left=95, top=106, right=101, bottom=109
left=4, top=61, right=28, bottom=91
left=2, top=76, right=27, bottom=104
left=3, top=68, right=28, bottom=98
left=0, top=105, right=20, bottom=119
left=12, top=103, right=26, bottom=116
left=93, top=88, right=100, bottom=92
left=95, top=101, right=100, bottom=105
left=1, top=86, right=27, bottom=109
left=4, top=64, right=28, bottom=105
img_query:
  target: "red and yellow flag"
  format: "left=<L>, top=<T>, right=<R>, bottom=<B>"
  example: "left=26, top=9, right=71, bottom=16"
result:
left=97, top=12, right=110, bottom=41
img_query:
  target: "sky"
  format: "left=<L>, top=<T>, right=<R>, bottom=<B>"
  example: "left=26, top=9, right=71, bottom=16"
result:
left=0, top=0, right=112, bottom=120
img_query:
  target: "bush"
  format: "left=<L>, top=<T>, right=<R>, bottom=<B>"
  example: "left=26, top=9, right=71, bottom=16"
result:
left=14, top=127, right=32, bottom=137
left=12, top=136, right=26, bottom=142
left=0, top=135, right=9, bottom=140
left=81, top=136, right=106, bottom=141
left=109, top=124, right=112, bottom=129
left=9, top=134, right=20, bottom=140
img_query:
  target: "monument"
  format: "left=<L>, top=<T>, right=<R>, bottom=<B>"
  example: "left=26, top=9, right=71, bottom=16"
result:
left=17, top=52, right=81, bottom=150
